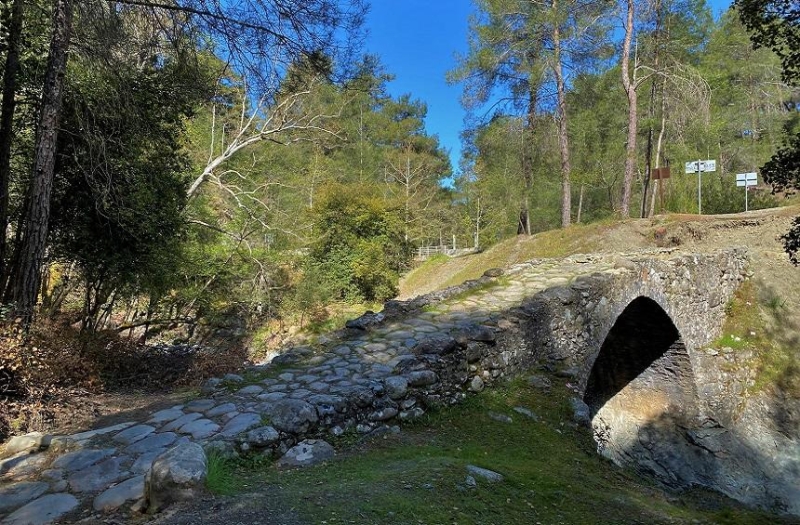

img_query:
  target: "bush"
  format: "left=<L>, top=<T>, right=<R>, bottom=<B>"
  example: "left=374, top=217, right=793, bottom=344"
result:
left=309, top=184, right=412, bottom=302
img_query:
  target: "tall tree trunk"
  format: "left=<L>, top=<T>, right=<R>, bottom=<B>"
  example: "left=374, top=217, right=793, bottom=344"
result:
left=620, top=0, right=637, bottom=217
left=519, top=78, right=538, bottom=235
left=10, top=0, right=73, bottom=324
left=552, top=0, right=571, bottom=228
left=0, top=0, right=24, bottom=289
left=640, top=0, right=662, bottom=218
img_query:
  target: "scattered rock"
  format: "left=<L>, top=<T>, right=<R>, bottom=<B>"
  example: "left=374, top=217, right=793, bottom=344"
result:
left=466, top=465, right=504, bottom=483
left=555, top=366, right=580, bottom=379
left=469, top=376, right=485, bottom=392
left=203, top=440, right=239, bottom=460
left=276, top=439, right=335, bottom=469
left=513, top=406, right=539, bottom=421
left=483, top=268, right=504, bottom=278
left=570, top=397, right=591, bottom=427
left=2, top=493, right=79, bottom=525
left=200, top=377, right=222, bottom=393
left=145, top=443, right=207, bottom=513
left=2, top=433, right=52, bottom=457
left=398, top=407, right=425, bottom=420
left=222, top=373, right=244, bottom=383
left=369, top=407, right=398, bottom=421
left=527, top=375, right=552, bottom=391
left=465, top=343, right=483, bottom=363
left=487, top=411, right=513, bottom=424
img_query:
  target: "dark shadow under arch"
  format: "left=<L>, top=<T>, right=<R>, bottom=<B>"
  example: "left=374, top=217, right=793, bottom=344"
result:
left=584, top=296, right=687, bottom=414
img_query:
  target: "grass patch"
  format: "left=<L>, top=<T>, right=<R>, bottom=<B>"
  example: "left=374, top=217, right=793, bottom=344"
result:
left=401, top=255, right=451, bottom=295
left=205, top=450, right=238, bottom=496
left=230, top=378, right=795, bottom=524
left=716, top=280, right=800, bottom=396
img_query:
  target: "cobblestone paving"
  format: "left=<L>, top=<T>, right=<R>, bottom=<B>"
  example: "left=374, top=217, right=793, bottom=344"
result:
left=0, top=254, right=637, bottom=524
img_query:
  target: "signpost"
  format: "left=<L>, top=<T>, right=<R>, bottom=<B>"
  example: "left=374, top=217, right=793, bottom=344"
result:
left=684, top=159, right=716, bottom=214
left=651, top=166, right=671, bottom=212
left=736, top=172, right=758, bottom=211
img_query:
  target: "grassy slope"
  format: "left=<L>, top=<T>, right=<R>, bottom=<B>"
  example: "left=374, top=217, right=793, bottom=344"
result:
left=225, top=377, right=798, bottom=525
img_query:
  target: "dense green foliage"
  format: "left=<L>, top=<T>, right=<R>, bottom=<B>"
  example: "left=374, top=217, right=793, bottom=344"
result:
left=308, top=185, right=412, bottom=302
left=735, top=0, right=800, bottom=263
left=0, top=0, right=796, bottom=343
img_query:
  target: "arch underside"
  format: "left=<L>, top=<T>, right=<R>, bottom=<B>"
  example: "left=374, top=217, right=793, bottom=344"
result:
left=584, top=296, right=700, bottom=481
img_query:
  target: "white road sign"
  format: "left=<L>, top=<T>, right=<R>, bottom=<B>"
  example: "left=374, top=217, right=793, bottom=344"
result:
left=685, top=160, right=717, bottom=173
left=736, top=172, right=758, bottom=187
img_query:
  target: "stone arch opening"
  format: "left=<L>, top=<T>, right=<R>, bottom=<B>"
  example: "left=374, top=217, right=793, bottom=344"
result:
left=583, top=296, right=695, bottom=417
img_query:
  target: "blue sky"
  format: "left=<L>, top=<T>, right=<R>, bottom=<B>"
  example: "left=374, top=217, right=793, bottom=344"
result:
left=364, top=0, right=734, bottom=174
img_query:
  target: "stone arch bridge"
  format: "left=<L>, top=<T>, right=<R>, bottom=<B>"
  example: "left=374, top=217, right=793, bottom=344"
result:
left=3, top=247, right=797, bottom=522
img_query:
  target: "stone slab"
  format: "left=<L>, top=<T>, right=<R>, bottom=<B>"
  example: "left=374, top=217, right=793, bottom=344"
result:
left=124, top=432, right=178, bottom=455
left=161, top=412, right=202, bottom=432
left=68, top=457, right=127, bottom=493
left=2, top=493, right=79, bottom=525
left=185, top=399, right=216, bottom=413
left=204, top=403, right=236, bottom=418
left=0, top=481, right=49, bottom=514
left=52, top=448, right=116, bottom=472
left=93, top=475, right=144, bottom=512
left=276, top=439, right=335, bottom=469
left=67, top=422, right=136, bottom=444
left=219, top=413, right=262, bottom=437
left=147, top=408, right=185, bottom=425
left=178, top=419, right=220, bottom=439
left=112, top=424, right=155, bottom=446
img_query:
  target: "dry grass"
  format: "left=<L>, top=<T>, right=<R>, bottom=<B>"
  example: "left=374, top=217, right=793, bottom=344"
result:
left=0, top=319, right=247, bottom=441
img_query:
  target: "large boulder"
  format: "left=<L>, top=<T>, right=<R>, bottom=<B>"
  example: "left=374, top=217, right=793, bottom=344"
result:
left=145, top=443, right=207, bottom=513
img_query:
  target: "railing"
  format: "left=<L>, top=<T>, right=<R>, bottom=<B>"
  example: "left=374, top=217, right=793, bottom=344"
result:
left=415, top=245, right=477, bottom=260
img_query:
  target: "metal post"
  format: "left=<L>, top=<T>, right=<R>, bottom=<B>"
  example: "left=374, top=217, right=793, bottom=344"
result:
left=745, top=184, right=749, bottom=212
left=697, top=159, right=702, bottom=215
